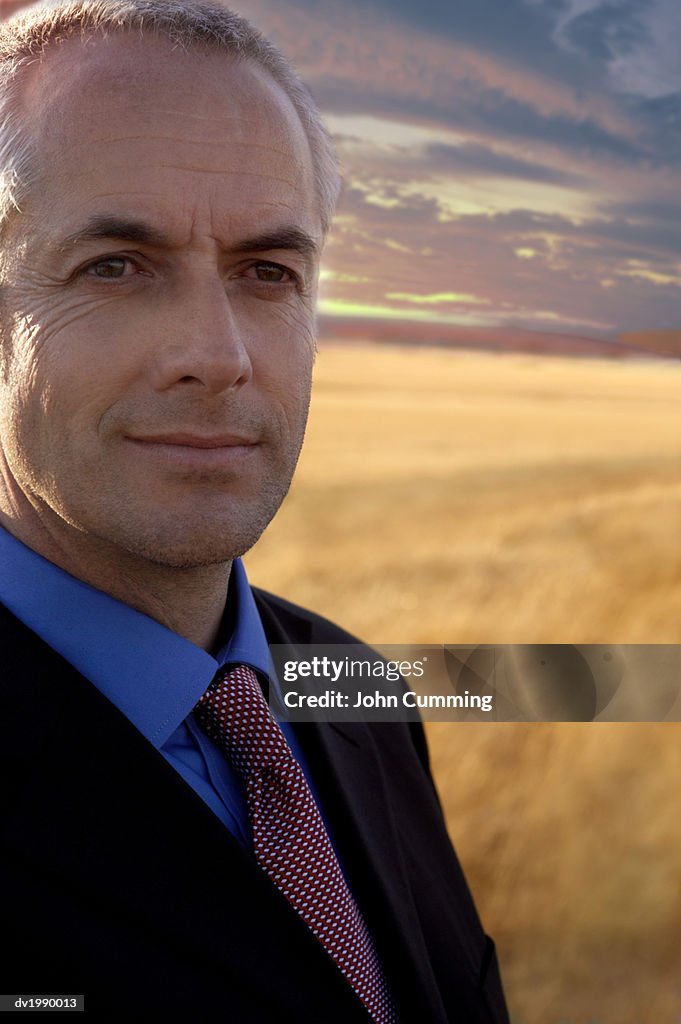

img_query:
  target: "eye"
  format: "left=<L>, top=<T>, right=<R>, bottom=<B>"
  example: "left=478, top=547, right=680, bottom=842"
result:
left=84, top=257, right=138, bottom=279
left=247, top=261, right=296, bottom=284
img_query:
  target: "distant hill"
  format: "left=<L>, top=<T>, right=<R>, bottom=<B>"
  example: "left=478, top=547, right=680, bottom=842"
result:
left=317, top=315, right=679, bottom=360
left=618, top=330, right=681, bottom=358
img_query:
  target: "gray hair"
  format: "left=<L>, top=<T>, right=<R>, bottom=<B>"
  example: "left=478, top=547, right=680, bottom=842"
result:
left=0, top=0, right=341, bottom=234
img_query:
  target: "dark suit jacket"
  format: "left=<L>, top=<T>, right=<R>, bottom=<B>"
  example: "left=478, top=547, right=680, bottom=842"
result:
left=0, top=589, right=509, bottom=1022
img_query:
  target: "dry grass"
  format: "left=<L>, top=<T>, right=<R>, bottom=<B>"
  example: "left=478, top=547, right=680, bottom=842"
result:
left=244, top=343, right=681, bottom=1023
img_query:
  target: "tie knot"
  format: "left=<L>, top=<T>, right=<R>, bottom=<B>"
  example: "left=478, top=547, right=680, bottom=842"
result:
left=194, top=664, right=291, bottom=778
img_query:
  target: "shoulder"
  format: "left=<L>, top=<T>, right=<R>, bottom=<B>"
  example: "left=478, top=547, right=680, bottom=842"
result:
left=251, top=587, right=363, bottom=646
left=250, top=586, right=437, bottom=785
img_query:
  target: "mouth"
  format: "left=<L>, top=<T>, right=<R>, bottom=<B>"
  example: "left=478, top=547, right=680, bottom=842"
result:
left=125, top=432, right=260, bottom=469
left=129, top=432, right=258, bottom=448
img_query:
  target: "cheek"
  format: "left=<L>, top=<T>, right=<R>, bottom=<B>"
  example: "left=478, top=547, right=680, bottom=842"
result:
left=0, top=323, right=51, bottom=447
left=246, top=304, right=315, bottom=427
left=260, top=303, right=316, bottom=372
left=2, top=323, right=117, bottom=463
left=4, top=282, right=144, bottom=388
left=256, top=347, right=313, bottom=434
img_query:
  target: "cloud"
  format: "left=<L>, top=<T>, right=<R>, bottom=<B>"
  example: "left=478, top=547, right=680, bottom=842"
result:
left=424, top=142, right=585, bottom=185
left=324, top=186, right=681, bottom=332
left=549, top=0, right=650, bottom=60
left=538, top=0, right=681, bottom=97
left=236, top=0, right=637, bottom=135
left=386, top=291, right=490, bottom=305
left=301, top=0, right=595, bottom=87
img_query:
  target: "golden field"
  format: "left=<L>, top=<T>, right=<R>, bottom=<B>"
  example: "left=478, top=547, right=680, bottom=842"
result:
left=244, top=343, right=681, bottom=1023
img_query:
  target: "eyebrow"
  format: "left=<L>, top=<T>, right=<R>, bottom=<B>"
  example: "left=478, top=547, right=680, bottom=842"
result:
left=57, top=216, right=320, bottom=260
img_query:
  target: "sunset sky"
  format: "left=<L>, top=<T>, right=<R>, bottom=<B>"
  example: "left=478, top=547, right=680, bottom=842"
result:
left=231, top=0, right=681, bottom=340
left=1, top=0, right=679, bottom=340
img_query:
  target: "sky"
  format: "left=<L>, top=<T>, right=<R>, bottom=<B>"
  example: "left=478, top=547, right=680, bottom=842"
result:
left=0, top=0, right=679, bottom=340
left=230, top=0, right=680, bottom=339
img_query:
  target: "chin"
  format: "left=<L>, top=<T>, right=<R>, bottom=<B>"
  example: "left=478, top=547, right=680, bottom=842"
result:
left=140, top=541, right=250, bottom=569
left=117, top=510, right=277, bottom=569
left=78, top=476, right=292, bottom=569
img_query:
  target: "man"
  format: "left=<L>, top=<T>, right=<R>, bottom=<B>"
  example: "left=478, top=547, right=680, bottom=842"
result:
left=0, top=1, right=508, bottom=1019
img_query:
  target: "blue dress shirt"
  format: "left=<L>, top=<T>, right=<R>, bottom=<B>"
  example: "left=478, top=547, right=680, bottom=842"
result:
left=0, top=525, right=325, bottom=851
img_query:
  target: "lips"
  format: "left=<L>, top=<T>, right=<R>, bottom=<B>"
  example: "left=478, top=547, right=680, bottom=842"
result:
left=124, top=431, right=260, bottom=471
left=129, top=432, right=257, bottom=448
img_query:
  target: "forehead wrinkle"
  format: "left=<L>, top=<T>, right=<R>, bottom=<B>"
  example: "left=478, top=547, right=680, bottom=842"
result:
left=85, top=134, right=289, bottom=151
left=59, top=136, right=294, bottom=166
left=157, top=164, right=298, bottom=188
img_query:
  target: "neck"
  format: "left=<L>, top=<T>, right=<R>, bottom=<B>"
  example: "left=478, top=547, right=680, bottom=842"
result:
left=0, top=486, right=231, bottom=652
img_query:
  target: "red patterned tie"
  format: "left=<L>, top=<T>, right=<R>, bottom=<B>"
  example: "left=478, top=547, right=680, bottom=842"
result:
left=194, top=665, right=397, bottom=1024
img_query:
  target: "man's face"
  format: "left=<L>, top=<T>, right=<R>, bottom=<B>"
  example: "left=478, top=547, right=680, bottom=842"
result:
left=0, top=34, right=321, bottom=569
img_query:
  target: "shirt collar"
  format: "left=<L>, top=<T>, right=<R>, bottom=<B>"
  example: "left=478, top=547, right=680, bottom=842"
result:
left=0, top=525, right=271, bottom=749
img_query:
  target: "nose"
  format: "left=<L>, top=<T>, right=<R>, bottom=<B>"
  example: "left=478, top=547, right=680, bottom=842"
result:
left=150, top=275, right=253, bottom=395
